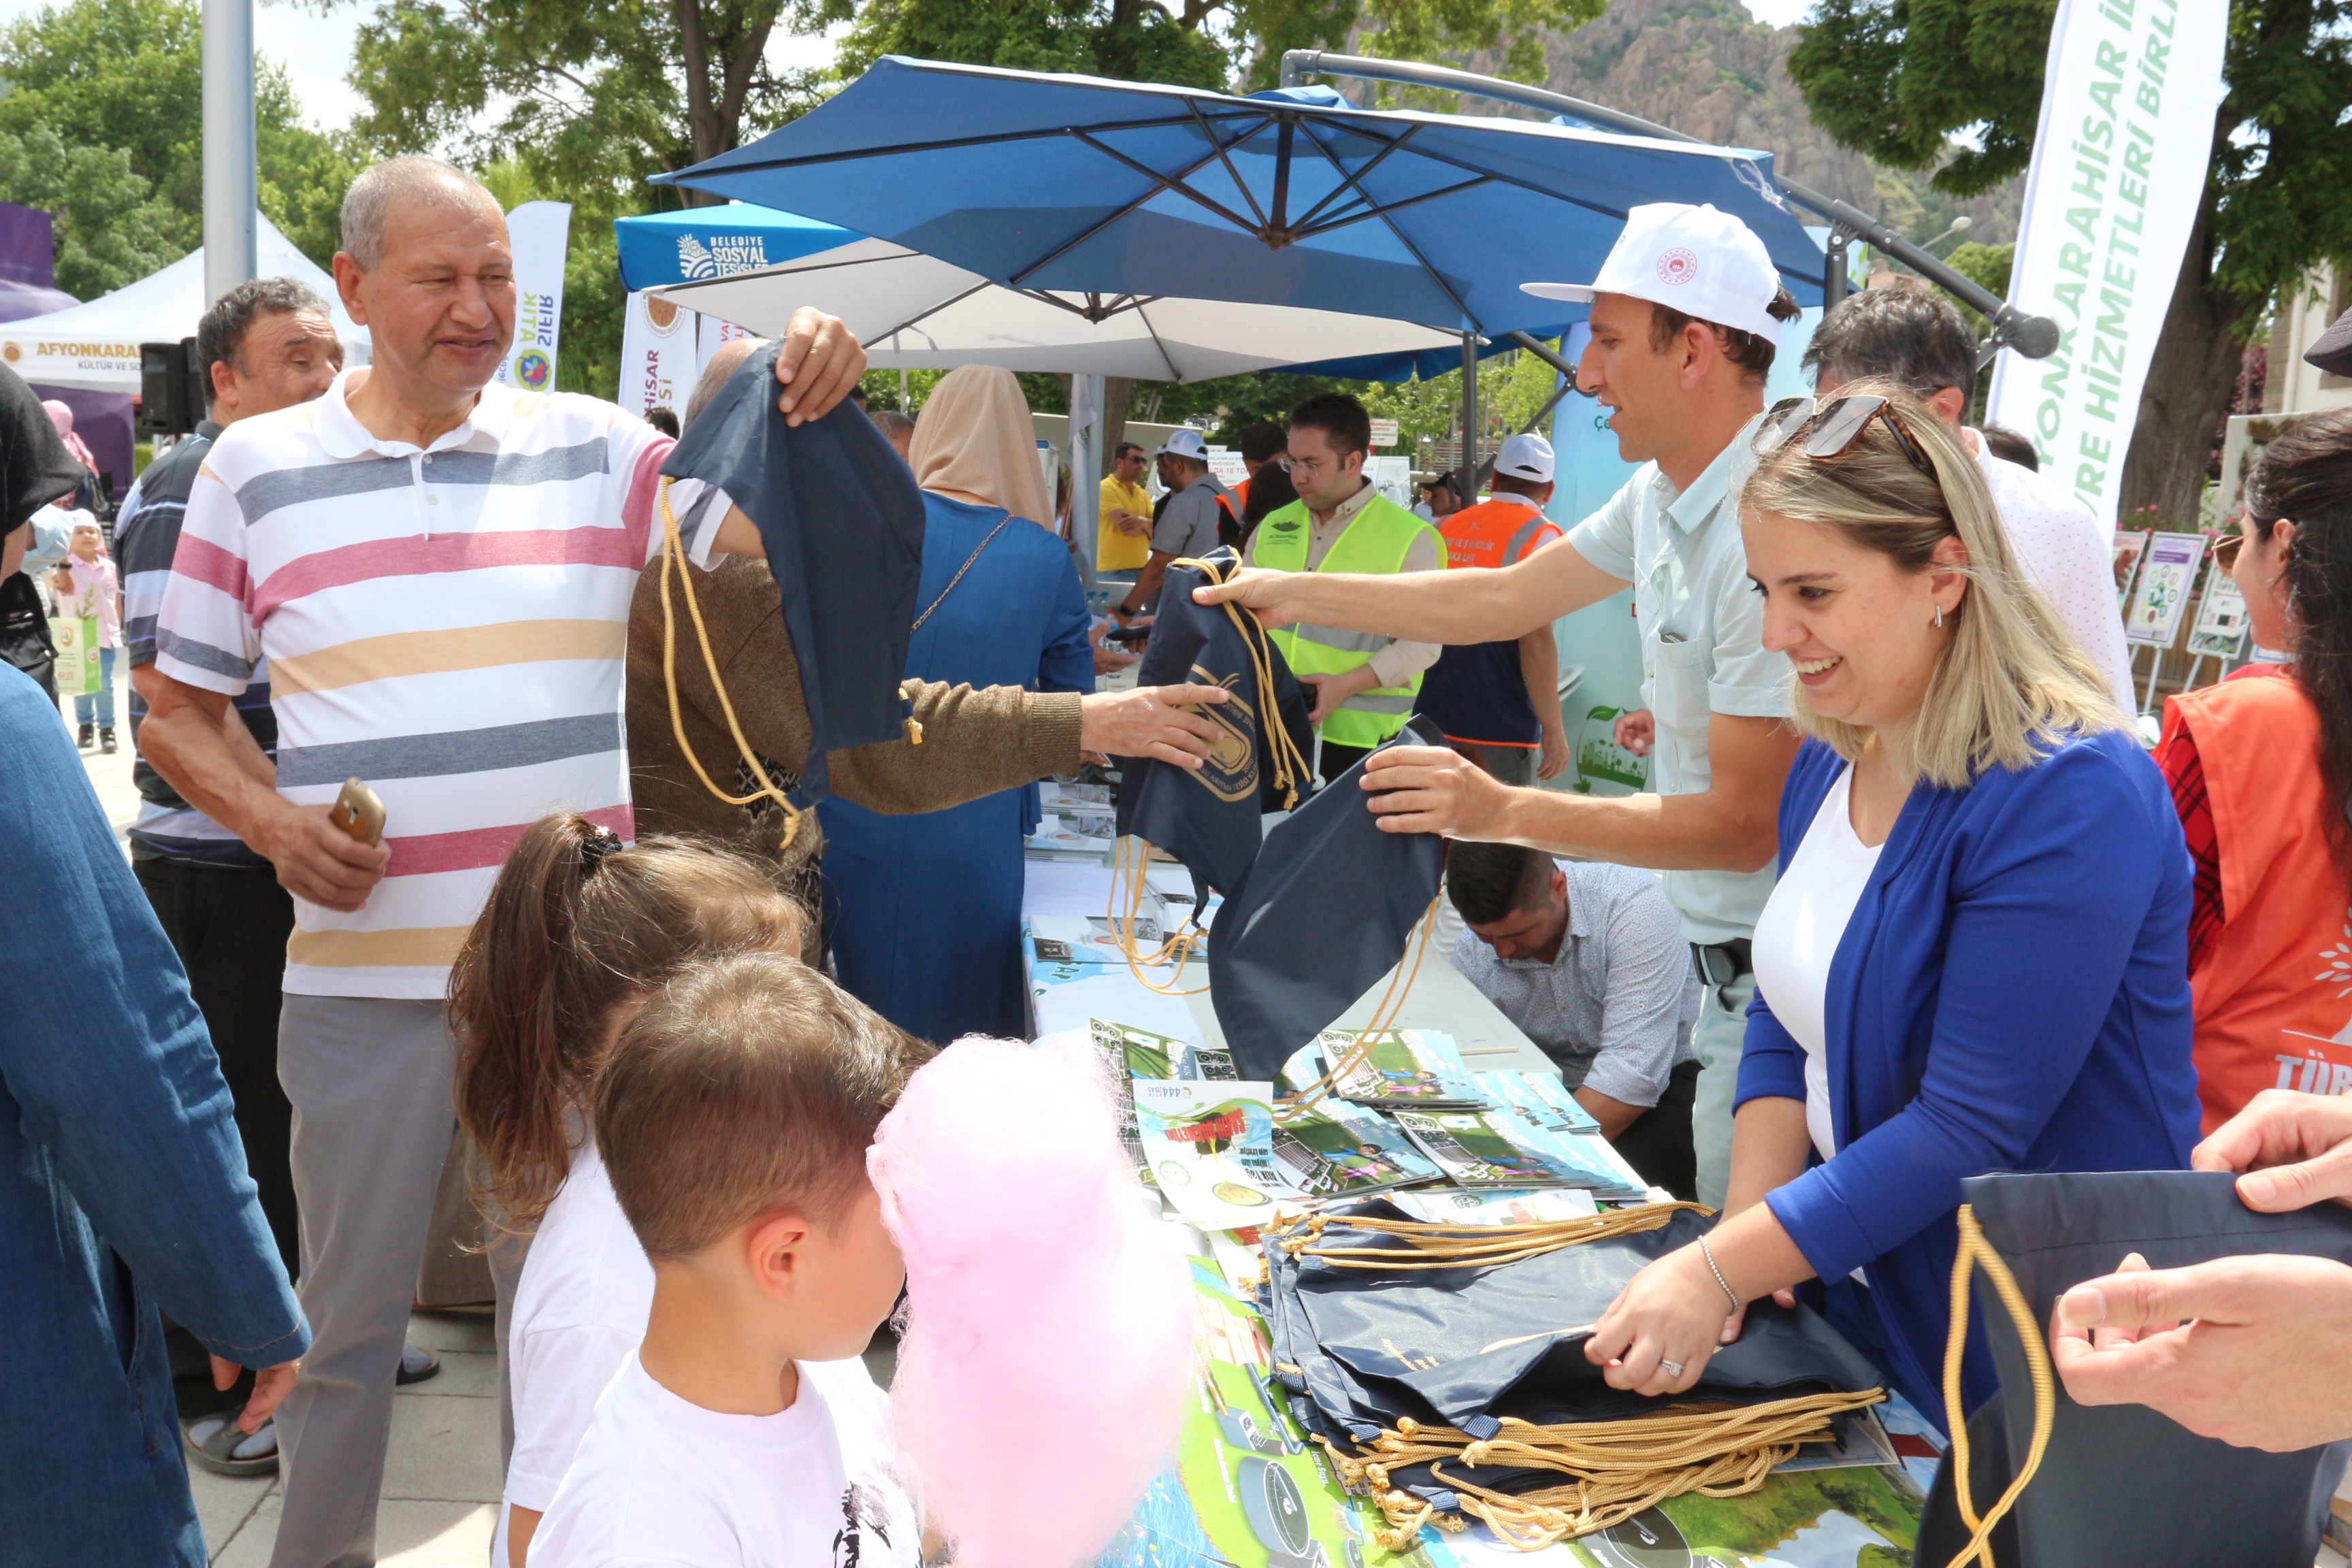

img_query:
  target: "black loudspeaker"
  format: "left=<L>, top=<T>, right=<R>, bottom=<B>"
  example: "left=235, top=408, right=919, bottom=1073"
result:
left=138, top=339, right=207, bottom=435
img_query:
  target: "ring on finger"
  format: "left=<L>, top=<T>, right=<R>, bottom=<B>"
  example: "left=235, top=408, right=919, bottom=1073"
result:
left=1659, top=1358, right=1684, bottom=1378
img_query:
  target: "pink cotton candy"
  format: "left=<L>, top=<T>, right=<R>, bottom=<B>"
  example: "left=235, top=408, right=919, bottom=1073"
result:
left=867, top=1034, right=1194, bottom=1568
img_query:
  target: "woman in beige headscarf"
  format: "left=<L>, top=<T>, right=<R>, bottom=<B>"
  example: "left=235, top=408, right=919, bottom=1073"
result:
left=821, top=365, right=1096, bottom=1043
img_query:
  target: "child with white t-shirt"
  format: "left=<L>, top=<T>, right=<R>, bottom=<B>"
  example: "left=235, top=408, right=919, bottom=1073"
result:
left=527, top=951, right=936, bottom=1568
left=447, top=813, right=809, bottom=1567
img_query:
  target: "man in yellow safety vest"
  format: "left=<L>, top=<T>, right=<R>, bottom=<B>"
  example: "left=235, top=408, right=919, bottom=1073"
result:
left=1243, top=392, right=1443, bottom=782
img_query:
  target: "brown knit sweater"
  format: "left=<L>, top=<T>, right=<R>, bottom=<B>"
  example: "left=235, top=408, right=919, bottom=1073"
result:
left=625, top=555, right=1086, bottom=882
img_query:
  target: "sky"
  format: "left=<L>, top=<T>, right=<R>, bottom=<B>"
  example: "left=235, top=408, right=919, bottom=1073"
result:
left=1, top=0, right=1816, bottom=133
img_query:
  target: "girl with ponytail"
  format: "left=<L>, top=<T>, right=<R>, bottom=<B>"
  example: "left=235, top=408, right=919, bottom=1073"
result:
left=448, top=813, right=806, bottom=1566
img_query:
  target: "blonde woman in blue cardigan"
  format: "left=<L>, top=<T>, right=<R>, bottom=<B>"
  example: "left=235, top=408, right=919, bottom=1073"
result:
left=1584, top=384, right=2202, bottom=1430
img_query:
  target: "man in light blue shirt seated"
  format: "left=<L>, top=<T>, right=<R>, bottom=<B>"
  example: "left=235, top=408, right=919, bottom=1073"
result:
left=1448, top=840, right=1702, bottom=1199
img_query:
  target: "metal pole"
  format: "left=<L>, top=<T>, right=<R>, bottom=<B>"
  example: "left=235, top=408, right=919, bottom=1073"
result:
left=1068, top=372, right=1104, bottom=590
left=201, top=0, right=257, bottom=304
left=1458, top=331, right=1479, bottom=506
left=1279, top=49, right=2058, bottom=361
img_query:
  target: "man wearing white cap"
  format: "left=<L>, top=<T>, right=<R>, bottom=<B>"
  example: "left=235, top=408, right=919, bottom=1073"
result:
left=1203, top=203, right=1805, bottom=1206
left=1413, top=432, right=1571, bottom=787
left=1111, top=427, right=1233, bottom=625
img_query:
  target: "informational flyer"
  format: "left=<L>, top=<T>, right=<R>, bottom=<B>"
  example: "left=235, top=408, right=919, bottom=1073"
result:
left=1133, top=1080, right=1286, bottom=1228
left=1391, top=1107, right=1614, bottom=1189
left=1319, top=1029, right=1486, bottom=1109
left=2126, top=532, right=2206, bottom=646
left=1267, top=1100, right=1442, bottom=1200
left=2186, top=568, right=2251, bottom=659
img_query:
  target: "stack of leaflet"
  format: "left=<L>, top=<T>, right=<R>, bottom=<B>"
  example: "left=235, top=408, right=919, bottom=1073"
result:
left=1096, top=1019, right=1446, bottom=1232
left=1279, top=1030, right=1651, bottom=1204
left=1027, top=779, right=1120, bottom=860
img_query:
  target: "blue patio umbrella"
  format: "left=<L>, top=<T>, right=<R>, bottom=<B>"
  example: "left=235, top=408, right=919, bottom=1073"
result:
left=612, top=201, right=858, bottom=293
left=655, top=60, right=1824, bottom=337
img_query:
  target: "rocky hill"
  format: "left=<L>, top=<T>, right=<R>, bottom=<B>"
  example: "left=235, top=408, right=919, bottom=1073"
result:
left=1438, top=0, right=2022, bottom=250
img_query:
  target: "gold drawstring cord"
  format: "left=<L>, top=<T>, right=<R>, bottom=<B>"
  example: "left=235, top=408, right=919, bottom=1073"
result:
left=1938, top=1203, right=2057, bottom=1568
left=657, top=478, right=803, bottom=853
left=1273, top=893, right=1442, bottom=1121
left=1267, top=1203, right=1714, bottom=1271
left=1315, top=1389, right=1886, bottom=1551
left=1105, top=832, right=1211, bottom=995
left=1169, top=552, right=1311, bottom=811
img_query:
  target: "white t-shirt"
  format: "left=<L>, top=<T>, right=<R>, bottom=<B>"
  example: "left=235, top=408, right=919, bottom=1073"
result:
left=1750, top=764, right=1884, bottom=1164
left=526, top=1353, right=920, bottom=1568
left=500, top=1143, right=657, bottom=1559
left=1967, top=431, right=2138, bottom=715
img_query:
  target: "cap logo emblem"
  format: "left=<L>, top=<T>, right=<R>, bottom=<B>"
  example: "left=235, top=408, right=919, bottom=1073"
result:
left=1657, top=248, right=1699, bottom=286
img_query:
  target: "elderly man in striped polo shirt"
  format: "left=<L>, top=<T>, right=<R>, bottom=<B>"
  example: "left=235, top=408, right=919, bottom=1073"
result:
left=135, top=155, right=1220, bottom=1568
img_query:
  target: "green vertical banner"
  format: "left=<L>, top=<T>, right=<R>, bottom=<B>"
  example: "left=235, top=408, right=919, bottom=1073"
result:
left=48, top=615, right=100, bottom=695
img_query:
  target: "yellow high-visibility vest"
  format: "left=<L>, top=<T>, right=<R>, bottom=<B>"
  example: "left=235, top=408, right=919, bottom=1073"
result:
left=1253, top=491, right=1439, bottom=749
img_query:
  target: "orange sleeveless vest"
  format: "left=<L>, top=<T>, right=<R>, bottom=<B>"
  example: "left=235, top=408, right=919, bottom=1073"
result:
left=2164, top=668, right=2352, bottom=1132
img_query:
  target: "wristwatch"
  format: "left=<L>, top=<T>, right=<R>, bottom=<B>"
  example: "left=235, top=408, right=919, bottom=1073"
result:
left=1113, top=602, right=1140, bottom=621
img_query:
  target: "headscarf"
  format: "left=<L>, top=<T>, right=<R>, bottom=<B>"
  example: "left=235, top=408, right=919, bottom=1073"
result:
left=906, top=365, right=1054, bottom=531
left=41, top=400, right=96, bottom=473
left=4, top=366, right=79, bottom=533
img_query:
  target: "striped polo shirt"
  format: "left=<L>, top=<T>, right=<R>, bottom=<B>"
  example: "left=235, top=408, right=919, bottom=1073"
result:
left=153, top=371, right=721, bottom=1000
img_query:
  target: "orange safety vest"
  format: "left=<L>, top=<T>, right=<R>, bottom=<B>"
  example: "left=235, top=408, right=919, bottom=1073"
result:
left=1439, top=496, right=1560, bottom=570
left=2164, top=668, right=2352, bottom=1132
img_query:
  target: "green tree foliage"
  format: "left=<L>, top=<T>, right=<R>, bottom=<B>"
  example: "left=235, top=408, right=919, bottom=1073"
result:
left=0, top=0, right=361, bottom=292
left=1785, top=0, right=2352, bottom=519
left=0, top=122, right=184, bottom=297
left=829, top=0, right=1603, bottom=94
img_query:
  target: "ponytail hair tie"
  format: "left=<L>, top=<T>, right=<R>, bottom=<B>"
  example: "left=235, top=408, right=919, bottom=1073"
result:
left=578, top=823, right=623, bottom=875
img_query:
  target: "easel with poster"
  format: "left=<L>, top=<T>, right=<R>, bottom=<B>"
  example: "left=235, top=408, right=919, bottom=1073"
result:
left=2125, top=532, right=2208, bottom=715
left=2178, top=568, right=2252, bottom=693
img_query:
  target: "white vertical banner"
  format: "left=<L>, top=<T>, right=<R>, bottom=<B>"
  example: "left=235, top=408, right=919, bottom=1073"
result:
left=495, top=200, right=572, bottom=393
left=617, top=290, right=698, bottom=419
left=1984, top=0, right=2228, bottom=529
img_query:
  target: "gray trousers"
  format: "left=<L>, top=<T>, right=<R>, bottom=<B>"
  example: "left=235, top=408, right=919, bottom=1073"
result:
left=1690, top=973, right=1757, bottom=1211
left=271, top=996, right=457, bottom=1568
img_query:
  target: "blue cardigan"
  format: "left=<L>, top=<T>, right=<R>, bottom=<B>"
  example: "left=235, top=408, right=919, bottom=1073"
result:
left=1740, top=730, right=2202, bottom=1424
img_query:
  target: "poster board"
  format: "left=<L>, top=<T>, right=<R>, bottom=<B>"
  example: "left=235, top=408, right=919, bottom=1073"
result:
left=2186, top=571, right=2251, bottom=660
left=2111, top=529, right=2153, bottom=611
left=2125, top=532, right=2208, bottom=647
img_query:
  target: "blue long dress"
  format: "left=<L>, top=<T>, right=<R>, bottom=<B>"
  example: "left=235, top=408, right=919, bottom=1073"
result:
left=819, top=491, right=1092, bottom=1043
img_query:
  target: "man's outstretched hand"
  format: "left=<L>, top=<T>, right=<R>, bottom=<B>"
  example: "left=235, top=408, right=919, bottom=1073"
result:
left=1192, top=566, right=1316, bottom=629
left=1079, top=684, right=1230, bottom=768
left=772, top=308, right=867, bottom=426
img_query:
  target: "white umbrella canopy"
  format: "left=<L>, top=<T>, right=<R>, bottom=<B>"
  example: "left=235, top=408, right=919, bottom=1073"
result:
left=649, top=235, right=1462, bottom=383
left=0, top=212, right=366, bottom=393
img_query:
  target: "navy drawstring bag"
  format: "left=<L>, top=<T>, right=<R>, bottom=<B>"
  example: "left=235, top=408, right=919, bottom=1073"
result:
left=1111, top=549, right=1315, bottom=902
left=1209, top=721, right=1447, bottom=1082
left=1918, top=1171, right=2352, bottom=1568
left=658, top=343, right=926, bottom=804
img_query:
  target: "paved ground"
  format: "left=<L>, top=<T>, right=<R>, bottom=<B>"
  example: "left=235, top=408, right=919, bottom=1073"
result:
left=189, top=1311, right=504, bottom=1568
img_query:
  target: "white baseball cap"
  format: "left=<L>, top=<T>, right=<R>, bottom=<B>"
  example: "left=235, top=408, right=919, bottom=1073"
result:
left=1155, top=428, right=1210, bottom=461
left=1493, top=432, right=1554, bottom=484
left=1522, top=203, right=1786, bottom=345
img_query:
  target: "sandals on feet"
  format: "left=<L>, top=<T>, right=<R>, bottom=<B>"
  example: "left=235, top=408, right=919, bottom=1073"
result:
left=185, top=1412, right=278, bottom=1478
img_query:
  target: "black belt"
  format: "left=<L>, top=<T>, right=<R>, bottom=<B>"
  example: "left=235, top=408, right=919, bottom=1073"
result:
left=1691, top=938, right=1752, bottom=1005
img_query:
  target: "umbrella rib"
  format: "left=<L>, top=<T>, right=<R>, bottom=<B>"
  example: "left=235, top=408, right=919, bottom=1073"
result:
left=1129, top=300, right=1185, bottom=382
left=671, top=112, right=1207, bottom=176
left=1185, top=101, right=1271, bottom=231
left=1068, top=128, right=1266, bottom=235
left=870, top=277, right=1001, bottom=342
left=1007, top=123, right=1275, bottom=287
left=1292, top=122, right=1482, bottom=331
left=1286, top=120, right=1425, bottom=231
left=1292, top=174, right=1499, bottom=240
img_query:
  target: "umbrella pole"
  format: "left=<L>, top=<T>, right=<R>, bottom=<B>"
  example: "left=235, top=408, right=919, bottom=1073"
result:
left=1458, top=331, right=1479, bottom=507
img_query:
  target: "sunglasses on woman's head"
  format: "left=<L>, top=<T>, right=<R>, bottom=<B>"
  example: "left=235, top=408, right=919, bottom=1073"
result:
left=1751, top=394, right=1935, bottom=477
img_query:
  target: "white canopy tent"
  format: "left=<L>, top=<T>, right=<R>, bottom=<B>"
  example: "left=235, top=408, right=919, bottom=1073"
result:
left=649, top=236, right=1460, bottom=382
left=0, top=212, right=366, bottom=393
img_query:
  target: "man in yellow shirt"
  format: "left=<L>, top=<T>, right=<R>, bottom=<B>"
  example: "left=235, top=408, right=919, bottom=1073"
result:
left=1098, top=440, right=1153, bottom=578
